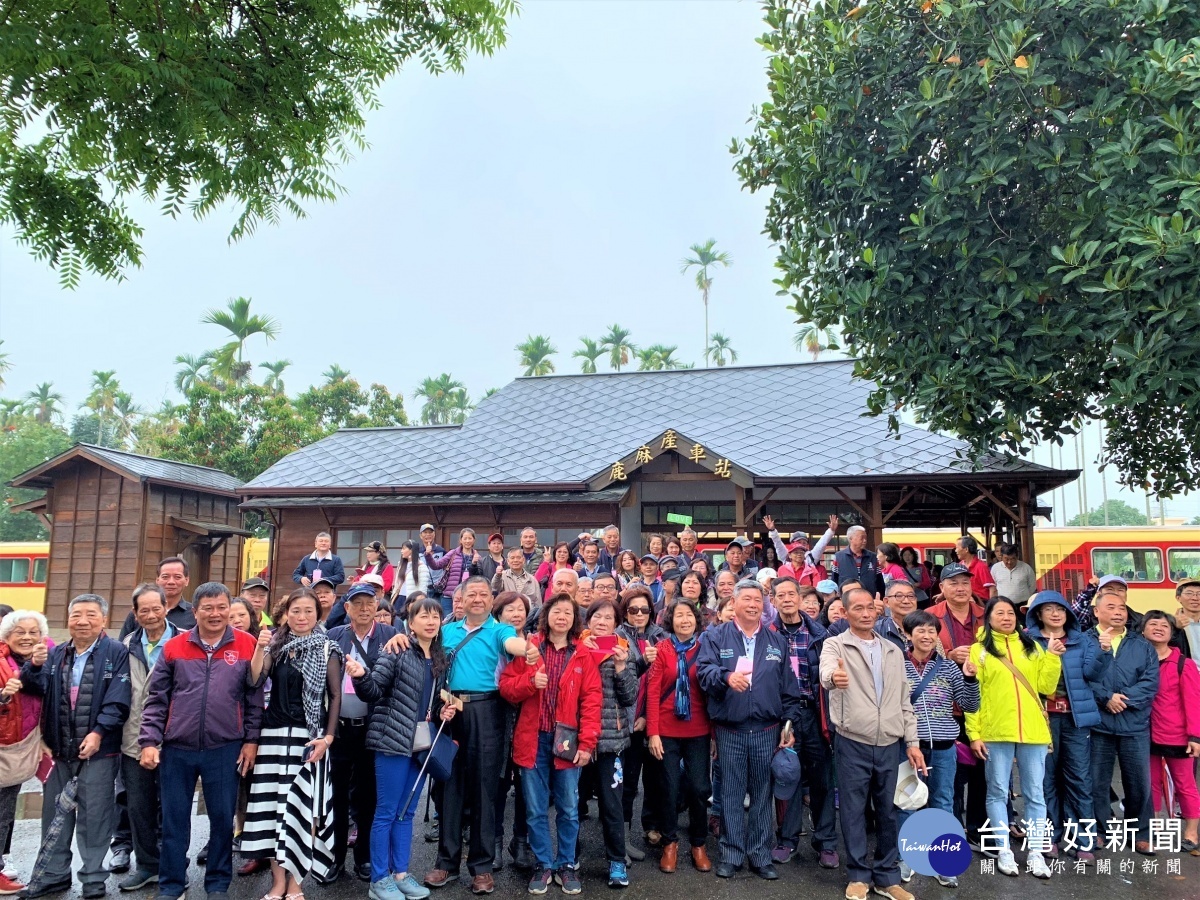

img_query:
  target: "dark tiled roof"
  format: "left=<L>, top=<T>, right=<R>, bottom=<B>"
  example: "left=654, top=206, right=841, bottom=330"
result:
left=241, top=488, right=630, bottom=509
left=243, top=362, right=1063, bottom=493
left=10, top=443, right=243, bottom=494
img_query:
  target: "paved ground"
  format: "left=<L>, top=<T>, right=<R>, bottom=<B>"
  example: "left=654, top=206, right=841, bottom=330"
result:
left=10, top=784, right=1200, bottom=900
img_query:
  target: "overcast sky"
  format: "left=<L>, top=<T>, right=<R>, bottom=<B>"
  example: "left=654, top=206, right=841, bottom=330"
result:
left=0, top=0, right=1194, bottom=522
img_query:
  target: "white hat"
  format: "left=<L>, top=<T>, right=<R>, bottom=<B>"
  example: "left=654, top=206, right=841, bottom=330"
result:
left=894, top=761, right=929, bottom=811
left=756, top=568, right=778, bottom=585
left=358, top=573, right=385, bottom=589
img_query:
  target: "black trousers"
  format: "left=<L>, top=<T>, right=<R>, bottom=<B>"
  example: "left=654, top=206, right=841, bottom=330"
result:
left=836, top=736, right=902, bottom=888
left=332, top=720, right=376, bottom=868
left=435, top=698, right=504, bottom=875
left=779, top=705, right=838, bottom=851
left=621, top=733, right=661, bottom=831
left=595, top=752, right=627, bottom=863
left=120, top=755, right=162, bottom=874
left=658, top=736, right=711, bottom=847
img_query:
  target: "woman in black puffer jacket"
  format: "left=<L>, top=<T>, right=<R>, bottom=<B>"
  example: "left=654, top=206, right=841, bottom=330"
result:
left=348, top=598, right=456, bottom=900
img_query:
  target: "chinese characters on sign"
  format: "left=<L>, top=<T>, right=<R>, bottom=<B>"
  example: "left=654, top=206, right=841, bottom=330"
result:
left=976, top=818, right=1187, bottom=876
left=607, top=431, right=734, bottom=481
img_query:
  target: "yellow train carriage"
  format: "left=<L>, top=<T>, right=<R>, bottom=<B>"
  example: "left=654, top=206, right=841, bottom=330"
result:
left=0, top=541, right=49, bottom=613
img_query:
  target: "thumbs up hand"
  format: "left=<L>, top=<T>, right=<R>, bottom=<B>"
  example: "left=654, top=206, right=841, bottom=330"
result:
left=1047, top=637, right=1066, bottom=656
left=831, top=656, right=850, bottom=690
left=1098, top=627, right=1114, bottom=652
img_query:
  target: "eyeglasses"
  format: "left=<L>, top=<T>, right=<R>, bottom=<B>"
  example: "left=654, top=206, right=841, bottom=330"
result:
left=627, top=607, right=651, bottom=615
left=890, top=592, right=917, bottom=600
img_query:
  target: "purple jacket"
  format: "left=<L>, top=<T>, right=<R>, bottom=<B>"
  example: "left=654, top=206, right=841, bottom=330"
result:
left=139, top=627, right=264, bottom=751
left=427, top=546, right=474, bottom=597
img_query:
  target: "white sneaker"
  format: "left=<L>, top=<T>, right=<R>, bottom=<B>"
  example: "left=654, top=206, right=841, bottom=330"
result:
left=997, top=849, right=1019, bottom=876
left=0, top=865, right=16, bottom=880
left=936, top=875, right=958, bottom=888
left=899, top=862, right=913, bottom=883
left=1027, top=852, right=1051, bottom=879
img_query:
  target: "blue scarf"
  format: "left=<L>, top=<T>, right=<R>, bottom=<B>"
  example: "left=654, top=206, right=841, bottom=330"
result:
left=672, top=636, right=696, bottom=721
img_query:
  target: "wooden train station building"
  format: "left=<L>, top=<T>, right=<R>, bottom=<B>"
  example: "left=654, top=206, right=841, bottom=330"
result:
left=240, top=361, right=1078, bottom=596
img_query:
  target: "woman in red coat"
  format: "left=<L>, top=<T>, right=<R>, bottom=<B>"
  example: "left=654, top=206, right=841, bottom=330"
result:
left=500, top=594, right=603, bottom=894
left=645, top=600, right=712, bottom=874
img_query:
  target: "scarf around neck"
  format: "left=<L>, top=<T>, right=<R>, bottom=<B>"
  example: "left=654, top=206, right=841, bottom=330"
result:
left=279, top=632, right=343, bottom=739
left=672, top=636, right=696, bottom=721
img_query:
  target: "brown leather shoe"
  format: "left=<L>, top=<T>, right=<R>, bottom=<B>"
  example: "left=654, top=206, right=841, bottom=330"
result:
left=659, top=842, right=678, bottom=873
left=691, top=846, right=712, bottom=872
left=424, top=869, right=453, bottom=888
left=237, top=858, right=269, bottom=876
left=471, top=873, right=495, bottom=894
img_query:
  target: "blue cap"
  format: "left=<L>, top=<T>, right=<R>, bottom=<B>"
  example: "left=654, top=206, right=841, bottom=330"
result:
left=771, top=747, right=801, bottom=800
left=940, top=562, right=971, bottom=581
left=640, top=554, right=660, bottom=565
left=344, top=583, right=377, bottom=603
left=816, top=579, right=839, bottom=595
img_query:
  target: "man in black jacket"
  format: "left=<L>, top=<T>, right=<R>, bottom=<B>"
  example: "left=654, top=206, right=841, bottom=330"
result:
left=697, top=579, right=800, bottom=880
left=21, top=594, right=131, bottom=900
left=326, top=586, right=399, bottom=882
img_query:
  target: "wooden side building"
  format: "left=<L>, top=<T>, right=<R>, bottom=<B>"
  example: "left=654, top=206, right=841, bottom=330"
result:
left=10, top=445, right=246, bottom=625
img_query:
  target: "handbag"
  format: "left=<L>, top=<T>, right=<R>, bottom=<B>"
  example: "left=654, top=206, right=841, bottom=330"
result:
left=995, top=653, right=1054, bottom=753
left=423, top=729, right=459, bottom=782
left=413, top=624, right=484, bottom=775
left=0, top=726, right=44, bottom=788
left=552, top=723, right=579, bottom=762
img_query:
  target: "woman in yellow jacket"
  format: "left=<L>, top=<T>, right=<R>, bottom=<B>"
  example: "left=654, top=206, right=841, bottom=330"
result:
left=965, top=597, right=1065, bottom=880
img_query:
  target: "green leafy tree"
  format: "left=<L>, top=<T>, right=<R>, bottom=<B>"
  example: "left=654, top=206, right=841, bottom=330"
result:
left=415, top=374, right=468, bottom=425
left=83, top=370, right=121, bottom=447
left=0, top=400, right=25, bottom=429
left=735, top=0, right=1200, bottom=495
left=0, top=419, right=72, bottom=539
left=134, top=401, right=184, bottom=453
left=573, top=338, right=605, bottom=374
left=681, top=239, right=732, bottom=365
left=1066, top=500, right=1151, bottom=527
left=793, top=323, right=839, bottom=361
left=23, top=382, right=63, bottom=425
left=260, top=360, right=292, bottom=394
left=516, top=335, right=557, bottom=376
left=2, top=1, right=517, bottom=287
left=448, top=388, right=474, bottom=425
left=69, top=412, right=121, bottom=448
left=203, top=298, right=279, bottom=382
left=174, top=353, right=215, bottom=393
left=636, top=345, right=686, bottom=371
left=323, top=364, right=351, bottom=385
left=708, top=333, right=738, bottom=367
left=600, top=325, right=637, bottom=372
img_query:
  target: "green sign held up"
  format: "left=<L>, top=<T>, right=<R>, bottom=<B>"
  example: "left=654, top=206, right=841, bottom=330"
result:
left=665, top=512, right=693, bottom=526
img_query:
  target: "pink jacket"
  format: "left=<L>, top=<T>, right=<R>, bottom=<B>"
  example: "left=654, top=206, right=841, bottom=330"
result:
left=0, top=645, right=48, bottom=740
left=1150, top=647, right=1200, bottom=746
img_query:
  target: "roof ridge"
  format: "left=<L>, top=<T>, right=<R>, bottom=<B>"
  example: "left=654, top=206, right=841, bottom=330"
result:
left=513, top=359, right=854, bottom=381
left=80, top=443, right=235, bottom=475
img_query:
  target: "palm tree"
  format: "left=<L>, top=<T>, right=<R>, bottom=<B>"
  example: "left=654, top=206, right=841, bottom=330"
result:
left=0, top=340, right=10, bottom=390
left=113, top=391, right=142, bottom=444
left=202, top=297, right=280, bottom=378
left=636, top=344, right=686, bottom=371
left=323, top=364, right=350, bottom=384
left=24, top=382, right=63, bottom=424
left=85, top=370, right=121, bottom=443
left=600, top=324, right=637, bottom=372
left=516, top=335, right=557, bottom=376
left=0, top=399, right=25, bottom=428
left=572, top=337, right=605, bottom=374
left=415, top=374, right=468, bottom=425
left=448, top=389, right=473, bottom=425
left=794, top=323, right=839, bottom=360
left=174, top=352, right=215, bottom=393
left=260, top=360, right=292, bottom=393
left=681, top=239, right=732, bottom=365
left=708, top=333, right=738, bottom=367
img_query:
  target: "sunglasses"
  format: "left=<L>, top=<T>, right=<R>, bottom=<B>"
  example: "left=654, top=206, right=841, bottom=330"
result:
left=626, top=606, right=652, bottom=615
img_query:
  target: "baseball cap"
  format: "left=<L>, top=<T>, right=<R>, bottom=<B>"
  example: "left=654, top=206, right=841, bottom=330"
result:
left=344, top=583, right=378, bottom=603
left=240, top=577, right=268, bottom=592
left=816, top=579, right=839, bottom=595
left=419, top=523, right=434, bottom=533
left=1098, top=574, right=1128, bottom=590
left=659, top=555, right=680, bottom=570
left=640, top=553, right=660, bottom=565
left=358, top=573, right=385, bottom=589
left=787, top=542, right=809, bottom=555
left=940, top=562, right=972, bottom=580
left=1178, top=578, right=1200, bottom=593
left=789, top=531, right=811, bottom=547
left=487, top=532, right=504, bottom=544
left=756, top=567, right=778, bottom=584
left=311, top=577, right=336, bottom=591
left=735, top=537, right=754, bottom=548
left=363, top=540, right=384, bottom=553
left=894, top=761, right=929, bottom=811
left=771, top=747, right=801, bottom=800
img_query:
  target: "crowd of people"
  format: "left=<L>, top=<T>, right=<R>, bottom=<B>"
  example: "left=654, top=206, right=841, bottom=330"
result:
left=0, top=519, right=1198, bottom=900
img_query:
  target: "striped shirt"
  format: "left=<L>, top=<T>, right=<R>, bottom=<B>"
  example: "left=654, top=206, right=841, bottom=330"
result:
left=904, top=654, right=982, bottom=744
left=538, top=642, right=571, bottom=734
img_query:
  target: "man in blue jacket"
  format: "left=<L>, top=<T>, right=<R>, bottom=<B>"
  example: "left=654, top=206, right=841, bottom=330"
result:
left=20, top=594, right=132, bottom=900
left=697, top=579, right=801, bottom=880
left=1088, top=592, right=1159, bottom=854
left=293, top=531, right=346, bottom=587
left=833, top=526, right=884, bottom=597
left=327, top=586, right=398, bottom=881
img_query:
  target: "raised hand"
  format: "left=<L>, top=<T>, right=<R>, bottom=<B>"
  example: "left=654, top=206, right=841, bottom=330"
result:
left=344, top=657, right=366, bottom=679
left=257, top=628, right=272, bottom=650
left=1098, top=627, right=1114, bottom=652
left=533, top=670, right=549, bottom=690
left=643, top=644, right=658, bottom=665
left=831, top=657, right=850, bottom=689
left=525, top=643, right=541, bottom=666
left=828, top=514, right=839, bottom=532
left=1047, top=637, right=1066, bottom=656
left=30, top=641, right=48, bottom=667
left=762, top=515, right=776, bottom=532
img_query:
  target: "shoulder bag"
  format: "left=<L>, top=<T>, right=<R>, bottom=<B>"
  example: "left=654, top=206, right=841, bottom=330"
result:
left=414, top=624, right=485, bottom=772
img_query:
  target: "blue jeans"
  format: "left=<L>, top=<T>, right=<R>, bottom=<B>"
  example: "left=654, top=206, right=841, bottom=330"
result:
left=897, top=744, right=957, bottom=833
left=1044, top=714, right=1094, bottom=848
left=159, top=742, right=241, bottom=897
left=984, top=742, right=1048, bottom=851
left=372, top=753, right=425, bottom=881
left=522, top=732, right=582, bottom=870
left=1091, top=730, right=1152, bottom=845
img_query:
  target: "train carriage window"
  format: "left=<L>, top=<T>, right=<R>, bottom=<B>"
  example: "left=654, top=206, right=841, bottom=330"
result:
left=0, top=558, right=30, bottom=585
left=32, top=557, right=47, bottom=584
left=1167, top=549, right=1200, bottom=582
left=1091, top=548, right=1163, bottom=583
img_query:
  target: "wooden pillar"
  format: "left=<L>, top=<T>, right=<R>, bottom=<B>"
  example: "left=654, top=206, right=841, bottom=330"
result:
left=734, top=484, right=747, bottom=535
left=866, top=485, right=884, bottom=549
left=1017, top=485, right=1036, bottom=569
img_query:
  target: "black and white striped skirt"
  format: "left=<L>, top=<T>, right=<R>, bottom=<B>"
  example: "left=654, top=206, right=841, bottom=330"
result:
left=240, top=726, right=335, bottom=882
